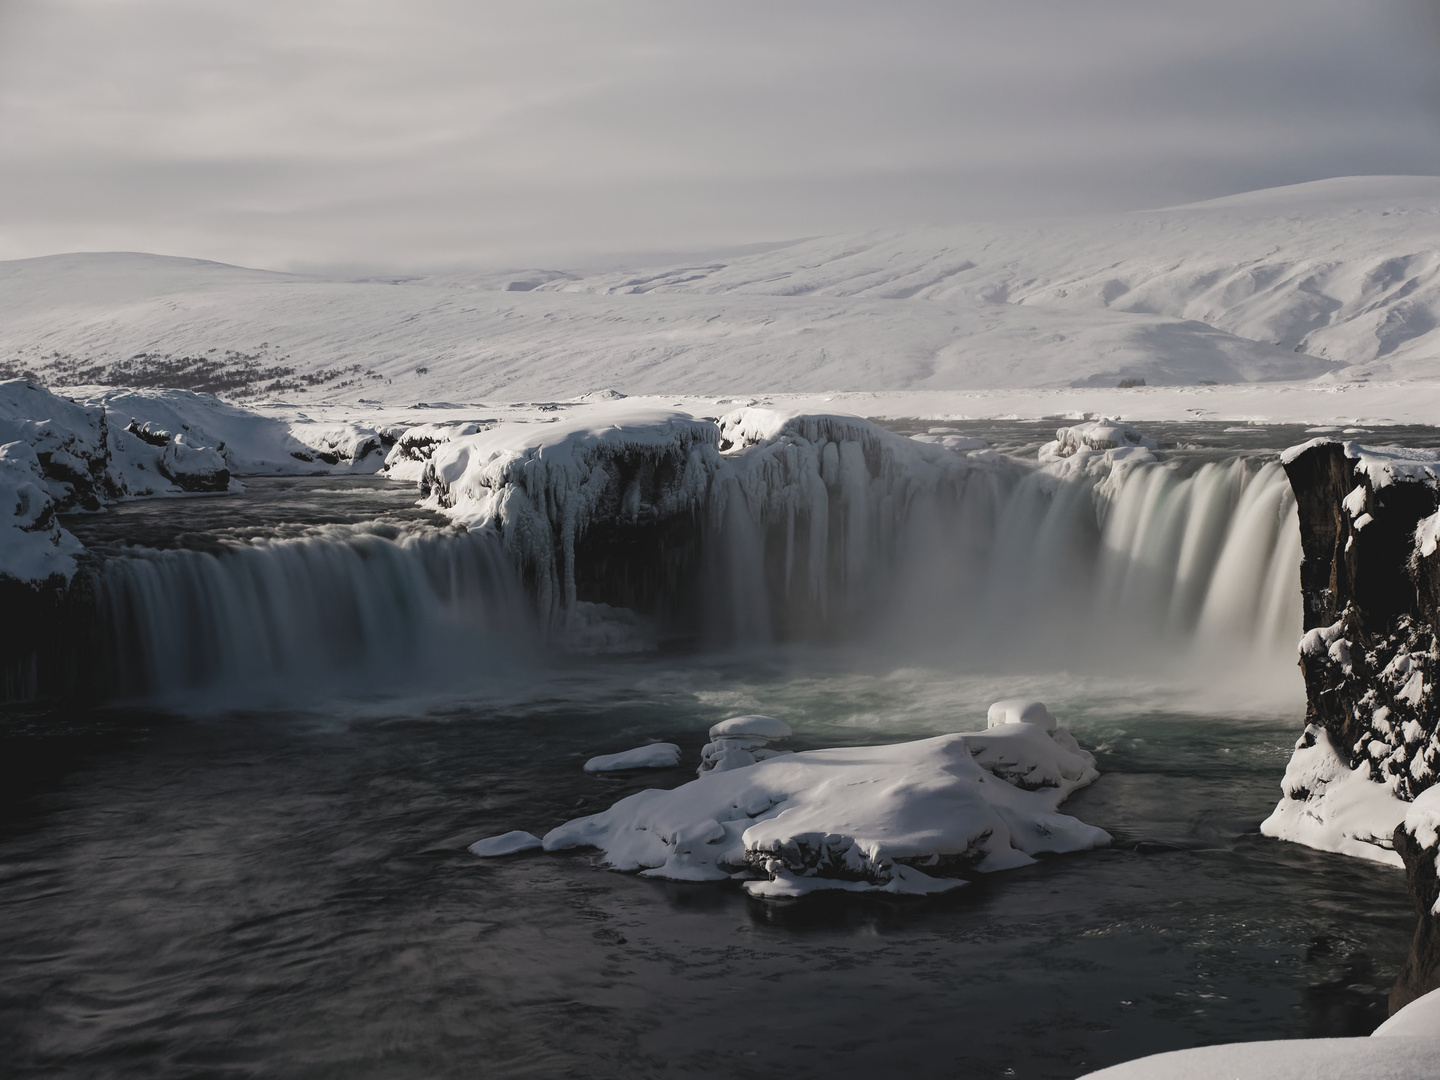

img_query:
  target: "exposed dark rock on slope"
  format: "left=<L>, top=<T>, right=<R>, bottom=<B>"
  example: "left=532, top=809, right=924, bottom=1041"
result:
left=1281, top=438, right=1440, bottom=1012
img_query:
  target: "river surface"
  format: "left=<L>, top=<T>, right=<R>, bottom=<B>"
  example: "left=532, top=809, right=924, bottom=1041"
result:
left=0, top=421, right=1431, bottom=1079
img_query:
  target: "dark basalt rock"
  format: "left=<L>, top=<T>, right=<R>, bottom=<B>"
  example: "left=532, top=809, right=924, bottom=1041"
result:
left=0, top=570, right=108, bottom=703
left=1282, top=439, right=1440, bottom=1013
left=1392, top=822, right=1440, bottom=1012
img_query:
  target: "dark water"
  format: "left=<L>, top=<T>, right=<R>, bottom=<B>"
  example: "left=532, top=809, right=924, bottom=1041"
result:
left=62, top=476, right=441, bottom=555
left=0, top=663, right=1413, bottom=1080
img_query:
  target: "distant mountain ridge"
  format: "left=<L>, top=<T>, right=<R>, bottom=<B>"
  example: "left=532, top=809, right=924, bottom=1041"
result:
left=2, top=176, right=1437, bottom=401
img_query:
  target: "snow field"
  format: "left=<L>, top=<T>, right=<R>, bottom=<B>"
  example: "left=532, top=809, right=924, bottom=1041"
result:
left=6, top=178, right=1440, bottom=405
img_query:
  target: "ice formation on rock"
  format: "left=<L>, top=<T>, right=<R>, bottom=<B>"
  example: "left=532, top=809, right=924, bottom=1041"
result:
left=412, top=407, right=720, bottom=629
left=365, top=405, right=1302, bottom=666
left=1039, top=417, right=1160, bottom=482
left=697, top=715, right=793, bottom=775
left=543, top=702, right=1108, bottom=897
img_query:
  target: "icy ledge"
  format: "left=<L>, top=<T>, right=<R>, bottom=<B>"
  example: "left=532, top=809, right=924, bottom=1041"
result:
left=540, top=700, right=1109, bottom=898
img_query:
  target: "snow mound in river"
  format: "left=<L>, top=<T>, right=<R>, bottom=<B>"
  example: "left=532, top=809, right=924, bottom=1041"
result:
left=543, top=703, right=1108, bottom=897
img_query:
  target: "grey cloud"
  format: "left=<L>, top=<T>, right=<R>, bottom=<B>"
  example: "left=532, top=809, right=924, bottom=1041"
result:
left=1, top=0, right=1438, bottom=270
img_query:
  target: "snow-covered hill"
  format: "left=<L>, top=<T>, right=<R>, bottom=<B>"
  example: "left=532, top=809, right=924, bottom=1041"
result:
left=1, top=176, right=1437, bottom=402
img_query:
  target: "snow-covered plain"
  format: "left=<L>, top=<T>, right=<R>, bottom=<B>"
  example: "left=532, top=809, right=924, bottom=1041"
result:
left=3, top=177, right=1439, bottom=418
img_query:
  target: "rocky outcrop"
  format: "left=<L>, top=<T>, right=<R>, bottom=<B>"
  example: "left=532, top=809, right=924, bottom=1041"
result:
left=1393, top=794, right=1440, bottom=1012
left=1278, top=438, right=1440, bottom=1012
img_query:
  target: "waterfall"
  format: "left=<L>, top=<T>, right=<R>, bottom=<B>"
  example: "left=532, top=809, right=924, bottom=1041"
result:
left=698, top=436, right=1300, bottom=673
left=96, top=522, right=531, bottom=700
left=77, top=436, right=1304, bottom=702
left=1097, top=459, right=1300, bottom=661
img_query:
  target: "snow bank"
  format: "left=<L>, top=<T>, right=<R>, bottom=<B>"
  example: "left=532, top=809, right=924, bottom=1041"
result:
left=0, top=379, right=109, bottom=510
left=98, top=387, right=390, bottom=478
left=0, top=379, right=399, bottom=583
left=1282, top=438, right=1440, bottom=491
left=0, top=441, right=84, bottom=584
left=1345, top=444, right=1440, bottom=492
left=1260, top=724, right=1408, bottom=867
left=1079, top=986, right=1440, bottom=1076
left=583, top=744, right=682, bottom=773
left=542, top=703, right=1108, bottom=897
left=1078, top=1035, right=1440, bottom=1079
left=1375, top=984, right=1440, bottom=1036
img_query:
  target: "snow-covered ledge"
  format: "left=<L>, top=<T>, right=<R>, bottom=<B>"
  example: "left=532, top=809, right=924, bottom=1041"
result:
left=1078, top=986, right=1440, bottom=1079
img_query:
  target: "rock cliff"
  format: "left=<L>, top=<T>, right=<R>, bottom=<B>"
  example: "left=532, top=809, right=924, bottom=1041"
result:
left=1279, top=438, right=1440, bottom=1012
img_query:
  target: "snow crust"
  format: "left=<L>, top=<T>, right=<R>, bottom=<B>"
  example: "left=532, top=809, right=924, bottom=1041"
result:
left=1086, top=987, right=1440, bottom=1078
left=1374, top=985, right=1440, bottom=1037
left=543, top=706, right=1108, bottom=897
left=583, top=744, right=682, bottom=773
left=1078, top=1036, right=1440, bottom=1079
left=1343, top=443, right=1440, bottom=491
left=1260, top=724, right=1408, bottom=867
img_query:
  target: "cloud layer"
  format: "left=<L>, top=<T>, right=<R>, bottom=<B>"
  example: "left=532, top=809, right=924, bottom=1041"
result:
left=2, top=0, right=1438, bottom=269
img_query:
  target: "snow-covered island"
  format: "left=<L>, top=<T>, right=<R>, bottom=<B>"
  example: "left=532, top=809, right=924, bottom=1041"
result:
left=473, top=701, right=1110, bottom=898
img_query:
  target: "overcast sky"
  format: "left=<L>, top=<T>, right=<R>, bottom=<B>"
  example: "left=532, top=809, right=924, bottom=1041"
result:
left=1, top=0, right=1438, bottom=272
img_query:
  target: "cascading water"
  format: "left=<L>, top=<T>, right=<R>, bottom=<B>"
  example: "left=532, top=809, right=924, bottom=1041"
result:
left=701, top=440, right=1300, bottom=681
left=95, top=522, right=531, bottom=701
left=1097, top=459, right=1300, bottom=662
left=71, top=426, right=1304, bottom=703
